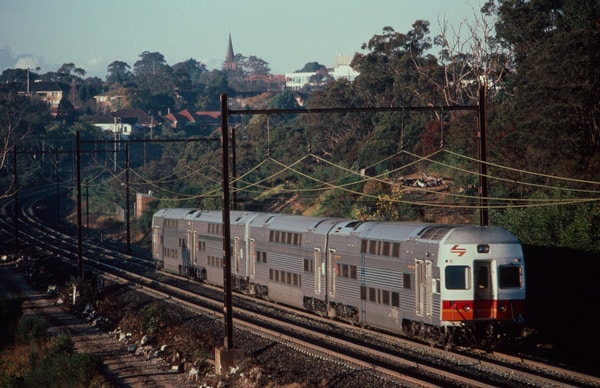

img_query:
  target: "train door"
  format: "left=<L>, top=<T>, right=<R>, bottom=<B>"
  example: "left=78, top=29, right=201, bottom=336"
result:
left=249, top=239, right=256, bottom=279
left=234, top=236, right=240, bottom=274
left=152, top=226, right=161, bottom=260
left=474, top=261, right=494, bottom=319
left=415, top=259, right=433, bottom=318
left=314, top=248, right=322, bottom=295
left=189, top=230, right=197, bottom=266
left=328, top=248, right=337, bottom=297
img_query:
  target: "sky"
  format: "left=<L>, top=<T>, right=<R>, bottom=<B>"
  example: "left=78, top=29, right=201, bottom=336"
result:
left=0, top=0, right=482, bottom=79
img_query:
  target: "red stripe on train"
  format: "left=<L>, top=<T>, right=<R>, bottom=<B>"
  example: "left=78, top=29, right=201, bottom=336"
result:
left=442, top=299, right=525, bottom=321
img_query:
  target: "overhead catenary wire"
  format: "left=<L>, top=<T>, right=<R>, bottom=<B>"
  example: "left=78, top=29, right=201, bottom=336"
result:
left=73, top=129, right=600, bottom=210
left=124, top=146, right=600, bottom=209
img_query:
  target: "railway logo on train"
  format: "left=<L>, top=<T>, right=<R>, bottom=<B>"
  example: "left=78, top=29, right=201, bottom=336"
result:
left=152, top=209, right=526, bottom=348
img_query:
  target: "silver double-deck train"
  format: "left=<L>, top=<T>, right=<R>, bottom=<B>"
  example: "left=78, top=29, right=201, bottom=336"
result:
left=152, top=208, right=526, bottom=347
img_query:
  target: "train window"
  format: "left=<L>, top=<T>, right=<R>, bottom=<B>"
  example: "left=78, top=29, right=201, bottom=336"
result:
left=445, top=266, right=471, bottom=290
left=382, top=290, right=390, bottom=305
left=361, top=240, right=367, bottom=253
left=256, top=251, right=267, bottom=263
left=476, top=266, right=489, bottom=289
left=304, top=259, right=314, bottom=272
left=392, top=292, right=400, bottom=307
left=369, top=241, right=377, bottom=254
left=369, top=288, right=377, bottom=302
left=208, top=223, right=220, bottom=235
left=269, top=269, right=273, bottom=280
left=499, top=265, right=522, bottom=288
left=342, top=264, right=349, bottom=277
left=360, top=286, right=367, bottom=300
left=382, top=241, right=390, bottom=256
left=403, top=273, right=411, bottom=289
left=350, top=265, right=357, bottom=279
left=392, top=243, right=400, bottom=257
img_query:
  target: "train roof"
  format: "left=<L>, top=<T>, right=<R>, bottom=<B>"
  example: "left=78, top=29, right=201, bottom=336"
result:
left=156, top=209, right=277, bottom=226
left=253, top=214, right=350, bottom=234
left=440, top=225, right=520, bottom=244
left=153, top=209, right=520, bottom=245
left=351, top=221, right=428, bottom=240
left=153, top=208, right=197, bottom=219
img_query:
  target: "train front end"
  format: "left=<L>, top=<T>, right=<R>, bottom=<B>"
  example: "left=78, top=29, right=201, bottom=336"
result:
left=439, top=226, right=526, bottom=347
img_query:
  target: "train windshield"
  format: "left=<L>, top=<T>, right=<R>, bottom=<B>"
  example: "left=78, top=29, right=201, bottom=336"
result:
left=445, top=266, right=471, bottom=290
left=498, top=265, right=523, bottom=288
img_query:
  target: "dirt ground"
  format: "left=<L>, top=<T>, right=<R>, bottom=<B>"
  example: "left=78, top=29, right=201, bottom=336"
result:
left=0, top=260, right=332, bottom=388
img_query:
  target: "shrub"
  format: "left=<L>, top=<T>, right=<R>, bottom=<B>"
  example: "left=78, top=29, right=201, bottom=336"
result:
left=48, top=332, right=74, bottom=356
left=16, top=316, right=48, bottom=345
left=24, top=352, right=103, bottom=388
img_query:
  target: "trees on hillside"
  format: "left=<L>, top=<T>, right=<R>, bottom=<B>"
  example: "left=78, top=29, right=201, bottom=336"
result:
left=492, top=0, right=600, bottom=178
left=0, top=85, right=51, bottom=198
left=107, top=61, right=133, bottom=84
left=2, top=3, right=599, bottom=250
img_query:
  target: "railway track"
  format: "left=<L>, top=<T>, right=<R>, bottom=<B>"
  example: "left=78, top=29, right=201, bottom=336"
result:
left=2, top=190, right=599, bottom=387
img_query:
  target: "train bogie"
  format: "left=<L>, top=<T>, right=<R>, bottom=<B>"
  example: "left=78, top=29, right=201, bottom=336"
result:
left=152, top=209, right=526, bottom=348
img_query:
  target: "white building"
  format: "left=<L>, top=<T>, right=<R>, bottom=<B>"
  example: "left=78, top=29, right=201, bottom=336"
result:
left=284, top=55, right=360, bottom=90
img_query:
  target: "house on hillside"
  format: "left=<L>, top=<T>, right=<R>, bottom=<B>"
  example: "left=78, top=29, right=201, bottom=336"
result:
left=162, top=108, right=220, bottom=134
left=284, top=55, right=359, bottom=90
left=18, top=81, right=69, bottom=117
left=90, top=108, right=158, bottom=139
left=94, top=91, right=125, bottom=113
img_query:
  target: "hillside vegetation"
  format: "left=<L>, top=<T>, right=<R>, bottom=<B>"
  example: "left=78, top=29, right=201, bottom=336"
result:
left=1, top=1, right=599, bottom=252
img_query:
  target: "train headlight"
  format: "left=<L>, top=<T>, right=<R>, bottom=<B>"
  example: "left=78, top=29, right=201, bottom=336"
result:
left=499, top=304, right=506, bottom=312
left=463, top=304, right=471, bottom=312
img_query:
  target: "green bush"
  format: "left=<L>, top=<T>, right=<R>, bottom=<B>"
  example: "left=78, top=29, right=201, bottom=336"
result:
left=141, top=302, right=165, bottom=335
left=16, top=316, right=48, bottom=345
left=24, top=352, right=103, bottom=388
left=48, top=332, right=74, bottom=356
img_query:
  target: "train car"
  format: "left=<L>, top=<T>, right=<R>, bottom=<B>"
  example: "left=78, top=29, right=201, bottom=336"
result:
left=152, top=209, right=526, bottom=347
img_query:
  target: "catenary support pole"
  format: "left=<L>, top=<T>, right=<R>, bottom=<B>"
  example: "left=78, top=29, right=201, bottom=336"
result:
left=125, top=142, right=131, bottom=253
left=478, top=85, right=489, bottom=226
left=214, top=93, right=244, bottom=375
left=221, top=93, right=234, bottom=350
left=13, top=145, right=19, bottom=253
left=76, top=131, right=84, bottom=279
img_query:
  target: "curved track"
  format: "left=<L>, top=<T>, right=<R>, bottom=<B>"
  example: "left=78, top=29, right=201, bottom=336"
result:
left=2, top=189, right=599, bottom=387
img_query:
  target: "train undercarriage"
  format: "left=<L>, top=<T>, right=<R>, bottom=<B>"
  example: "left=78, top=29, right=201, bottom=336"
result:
left=402, top=319, right=510, bottom=350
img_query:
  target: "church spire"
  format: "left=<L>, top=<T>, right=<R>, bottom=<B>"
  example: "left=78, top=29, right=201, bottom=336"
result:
left=224, top=33, right=236, bottom=71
